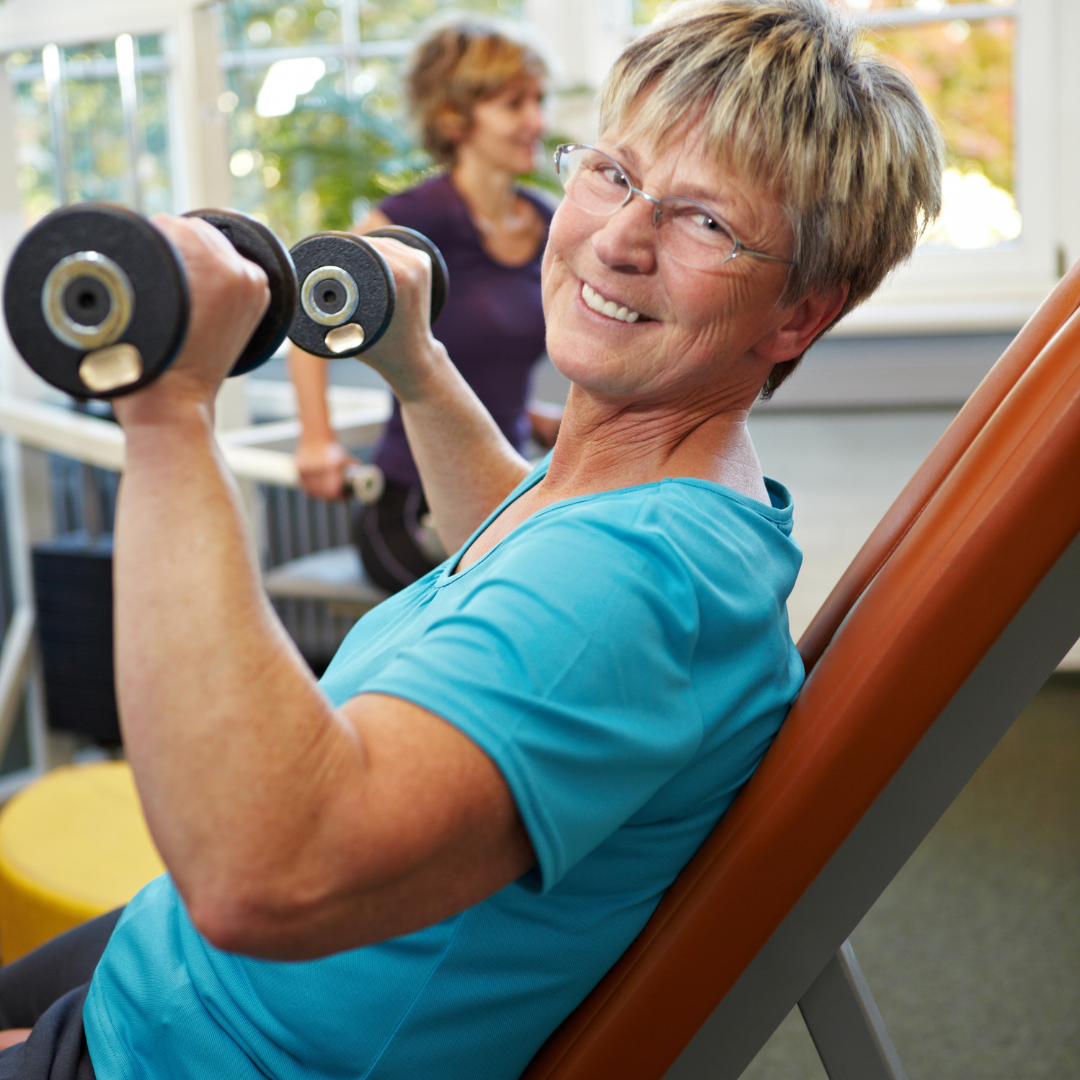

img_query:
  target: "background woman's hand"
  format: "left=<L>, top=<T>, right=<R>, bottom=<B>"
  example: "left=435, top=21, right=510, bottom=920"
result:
left=296, top=436, right=359, bottom=500
left=112, top=214, right=270, bottom=426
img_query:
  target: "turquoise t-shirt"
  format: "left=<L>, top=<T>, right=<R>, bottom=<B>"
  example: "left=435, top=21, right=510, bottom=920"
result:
left=84, top=457, right=804, bottom=1080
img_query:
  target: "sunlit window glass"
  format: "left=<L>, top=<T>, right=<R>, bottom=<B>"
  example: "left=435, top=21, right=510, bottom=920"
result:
left=634, top=1, right=1019, bottom=252
left=833, top=0, right=1019, bottom=251
left=632, top=0, right=669, bottom=25
left=4, top=35, right=174, bottom=227
left=359, top=0, right=522, bottom=44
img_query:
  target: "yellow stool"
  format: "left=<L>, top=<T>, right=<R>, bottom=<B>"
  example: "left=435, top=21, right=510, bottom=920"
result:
left=0, top=761, right=165, bottom=962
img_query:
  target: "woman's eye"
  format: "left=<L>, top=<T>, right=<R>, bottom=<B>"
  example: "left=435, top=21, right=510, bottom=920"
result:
left=690, top=212, right=719, bottom=232
left=599, top=167, right=628, bottom=187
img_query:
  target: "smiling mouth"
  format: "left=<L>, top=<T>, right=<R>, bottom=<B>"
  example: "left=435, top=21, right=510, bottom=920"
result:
left=581, top=282, right=644, bottom=323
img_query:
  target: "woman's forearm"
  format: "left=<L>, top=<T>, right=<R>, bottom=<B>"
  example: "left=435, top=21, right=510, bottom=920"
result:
left=355, top=238, right=532, bottom=549
left=288, top=343, right=335, bottom=442
left=396, top=346, right=530, bottom=551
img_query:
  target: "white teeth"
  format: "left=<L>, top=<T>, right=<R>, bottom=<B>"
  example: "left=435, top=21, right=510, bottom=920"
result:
left=581, top=282, right=642, bottom=323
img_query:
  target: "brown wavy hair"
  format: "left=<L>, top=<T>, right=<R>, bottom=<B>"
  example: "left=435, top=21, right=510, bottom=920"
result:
left=407, top=18, right=549, bottom=168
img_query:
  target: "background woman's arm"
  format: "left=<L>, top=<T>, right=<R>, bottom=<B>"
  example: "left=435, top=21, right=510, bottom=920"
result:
left=286, top=208, right=393, bottom=500
left=287, top=344, right=357, bottom=499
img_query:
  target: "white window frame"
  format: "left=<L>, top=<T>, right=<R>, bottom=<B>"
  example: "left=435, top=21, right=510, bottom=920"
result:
left=0, top=0, right=231, bottom=237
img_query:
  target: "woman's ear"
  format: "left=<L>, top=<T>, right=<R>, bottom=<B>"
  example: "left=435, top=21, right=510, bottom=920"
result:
left=435, top=105, right=470, bottom=146
left=753, top=282, right=850, bottom=364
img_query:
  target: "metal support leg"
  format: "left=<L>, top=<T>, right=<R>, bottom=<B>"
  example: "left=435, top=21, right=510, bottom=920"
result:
left=798, top=940, right=907, bottom=1080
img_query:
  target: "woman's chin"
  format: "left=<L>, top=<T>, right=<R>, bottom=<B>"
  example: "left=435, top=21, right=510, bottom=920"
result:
left=548, top=343, right=634, bottom=399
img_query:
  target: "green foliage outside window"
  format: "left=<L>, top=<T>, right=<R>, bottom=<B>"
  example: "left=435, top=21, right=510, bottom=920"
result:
left=219, top=0, right=555, bottom=245
left=223, top=58, right=432, bottom=242
left=867, top=17, right=1014, bottom=194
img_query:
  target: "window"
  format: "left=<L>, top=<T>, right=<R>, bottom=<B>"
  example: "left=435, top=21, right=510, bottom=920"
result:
left=621, top=0, right=1056, bottom=333
left=5, top=35, right=175, bottom=227
left=828, top=0, right=1054, bottom=332
left=834, top=1, right=1019, bottom=252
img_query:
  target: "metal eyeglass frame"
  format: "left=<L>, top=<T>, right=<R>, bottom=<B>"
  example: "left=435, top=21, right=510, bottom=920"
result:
left=553, top=143, right=794, bottom=268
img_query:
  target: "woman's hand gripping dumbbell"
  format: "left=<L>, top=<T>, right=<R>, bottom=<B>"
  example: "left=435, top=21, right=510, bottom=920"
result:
left=2, top=202, right=298, bottom=399
left=2, top=206, right=448, bottom=397
left=2, top=207, right=447, bottom=503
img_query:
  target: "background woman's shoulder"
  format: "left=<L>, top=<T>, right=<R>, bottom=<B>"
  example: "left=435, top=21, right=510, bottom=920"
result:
left=378, top=173, right=461, bottom=243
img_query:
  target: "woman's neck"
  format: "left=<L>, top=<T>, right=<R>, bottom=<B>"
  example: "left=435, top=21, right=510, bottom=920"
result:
left=542, top=386, right=769, bottom=505
left=449, top=152, right=521, bottom=229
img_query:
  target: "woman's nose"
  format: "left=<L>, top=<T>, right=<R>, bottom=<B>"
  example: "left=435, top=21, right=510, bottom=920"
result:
left=591, top=197, right=657, bottom=274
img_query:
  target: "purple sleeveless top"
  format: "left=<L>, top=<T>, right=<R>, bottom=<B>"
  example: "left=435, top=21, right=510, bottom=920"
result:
left=374, top=174, right=553, bottom=486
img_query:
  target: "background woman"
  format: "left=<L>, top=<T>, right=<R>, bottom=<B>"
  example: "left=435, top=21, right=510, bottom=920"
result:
left=289, top=17, right=560, bottom=592
left=0, top=4, right=942, bottom=1079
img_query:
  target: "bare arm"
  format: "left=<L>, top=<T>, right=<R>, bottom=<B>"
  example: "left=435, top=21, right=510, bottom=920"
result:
left=286, top=208, right=393, bottom=499
left=287, top=343, right=356, bottom=499
left=113, top=217, right=533, bottom=960
left=359, top=236, right=532, bottom=550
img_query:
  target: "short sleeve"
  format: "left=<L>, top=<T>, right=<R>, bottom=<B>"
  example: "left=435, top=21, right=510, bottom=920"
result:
left=361, top=507, right=705, bottom=891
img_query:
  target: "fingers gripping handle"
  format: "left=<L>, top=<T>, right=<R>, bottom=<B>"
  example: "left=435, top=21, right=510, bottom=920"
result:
left=1, top=203, right=299, bottom=400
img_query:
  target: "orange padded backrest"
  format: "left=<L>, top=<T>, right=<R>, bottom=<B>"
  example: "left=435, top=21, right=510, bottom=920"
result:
left=523, top=300, right=1080, bottom=1080
left=799, top=257, right=1080, bottom=669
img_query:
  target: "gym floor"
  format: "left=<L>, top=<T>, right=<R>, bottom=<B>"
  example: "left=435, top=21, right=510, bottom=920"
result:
left=254, top=340, right=1080, bottom=1078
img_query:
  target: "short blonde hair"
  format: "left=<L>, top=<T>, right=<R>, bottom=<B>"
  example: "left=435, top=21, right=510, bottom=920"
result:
left=601, top=0, right=944, bottom=397
left=407, top=18, right=548, bottom=168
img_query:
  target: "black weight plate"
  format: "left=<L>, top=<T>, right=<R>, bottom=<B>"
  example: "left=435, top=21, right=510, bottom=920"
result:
left=366, top=225, right=449, bottom=325
left=186, top=209, right=298, bottom=376
left=3, top=203, right=189, bottom=400
left=287, top=232, right=395, bottom=359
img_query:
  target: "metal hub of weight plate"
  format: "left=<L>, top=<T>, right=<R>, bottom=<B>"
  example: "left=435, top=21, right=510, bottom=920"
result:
left=3, top=203, right=189, bottom=399
left=184, top=209, right=298, bottom=376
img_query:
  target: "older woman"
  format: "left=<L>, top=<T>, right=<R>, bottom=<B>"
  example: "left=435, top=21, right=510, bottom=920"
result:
left=0, top=3, right=941, bottom=1079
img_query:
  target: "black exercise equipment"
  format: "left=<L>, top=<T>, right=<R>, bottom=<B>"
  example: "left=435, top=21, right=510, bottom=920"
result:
left=33, top=531, right=121, bottom=745
left=287, top=225, right=448, bottom=359
left=2, top=202, right=298, bottom=399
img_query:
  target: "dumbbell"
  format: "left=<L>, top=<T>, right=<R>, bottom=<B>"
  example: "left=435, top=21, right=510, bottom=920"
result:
left=287, top=226, right=448, bottom=359
left=2, top=202, right=298, bottom=399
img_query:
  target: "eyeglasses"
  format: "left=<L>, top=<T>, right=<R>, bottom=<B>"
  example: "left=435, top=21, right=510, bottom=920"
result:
left=553, top=143, right=793, bottom=271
